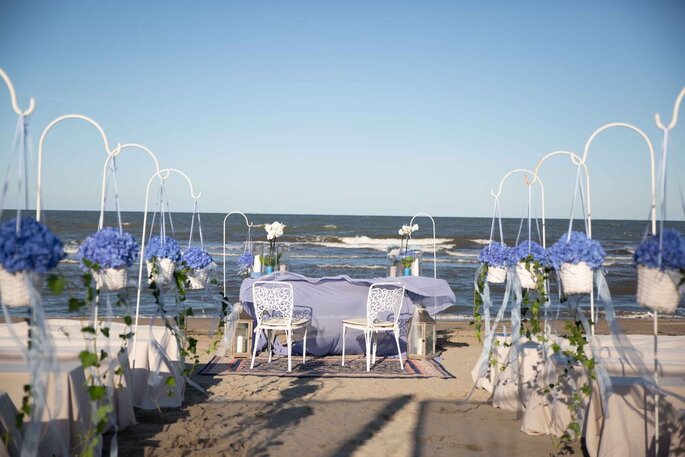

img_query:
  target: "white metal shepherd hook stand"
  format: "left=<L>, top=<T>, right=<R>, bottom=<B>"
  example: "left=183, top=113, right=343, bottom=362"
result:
left=131, top=168, right=201, bottom=369
left=408, top=212, right=437, bottom=280
left=531, top=150, right=592, bottom=332
left=651, top=86, right=685, bottom=452
left=222, top=212, right=253, bottom=298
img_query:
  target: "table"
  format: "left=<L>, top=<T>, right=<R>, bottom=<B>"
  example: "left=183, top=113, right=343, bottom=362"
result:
left=0, top=360, right=94, bottom=456
left=239, top=272, right=455, bottom=356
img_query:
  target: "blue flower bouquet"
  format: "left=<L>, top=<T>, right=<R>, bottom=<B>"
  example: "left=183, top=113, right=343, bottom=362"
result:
left=634, top=228, right=685, bottom=313
left=145, top=235, right=181, bottom=286
left=181, top=247, right=215, bottom=289
left=237, top=251, right=255, bottom=279
left=78, top=227, right=139, bottom=291
left=0, top=217, right=66, bottom=307
left=509, top=240, right=550, bottom=289
left=548, top=231, right=605, bottom=294
left=478, top=242, right=511, bottom=284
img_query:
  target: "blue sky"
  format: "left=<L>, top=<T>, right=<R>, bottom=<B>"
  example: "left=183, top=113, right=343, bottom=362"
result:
left=0, top=1, right=684, bottom=219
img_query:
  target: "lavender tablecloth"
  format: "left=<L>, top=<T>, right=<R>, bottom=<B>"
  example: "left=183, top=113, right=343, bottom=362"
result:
left=239, top=272, right=455, bottom=356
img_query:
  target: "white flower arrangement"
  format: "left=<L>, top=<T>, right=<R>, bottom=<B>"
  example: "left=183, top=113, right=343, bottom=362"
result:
left=398, top=224, right=419, bottom=237
left=265, top=221, right=285, bottom=241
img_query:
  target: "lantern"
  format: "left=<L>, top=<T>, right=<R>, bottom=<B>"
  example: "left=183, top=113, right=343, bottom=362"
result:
left=407, top=304, right=437, bottom=360
left=230, top=308, right=254, bottom=358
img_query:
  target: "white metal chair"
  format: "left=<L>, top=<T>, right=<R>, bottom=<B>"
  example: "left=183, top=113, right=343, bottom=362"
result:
left=250, top=281, right=310, bottom=372
left=341, top=282, right=406, bottom=372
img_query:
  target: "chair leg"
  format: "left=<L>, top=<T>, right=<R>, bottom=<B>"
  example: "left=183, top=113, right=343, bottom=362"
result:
left=267, top=329, right=273, bottom=363
left=372, top=332, right=378, bottom=365
left=287, top=329, right=293, bottom=372
left=302, top=326, right=308, bottom=364
left=341, top=324, right=346, bottom=366
left=250, top=328, right=260, bottom=369
left=394, top=330, right=404, bottom=370
left=365, top=330, right=371, bottom=372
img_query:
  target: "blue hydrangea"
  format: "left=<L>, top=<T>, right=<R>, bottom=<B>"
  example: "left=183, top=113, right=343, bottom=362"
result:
left=181, top=247, right=213, bottom=270
left=548, top=231, right=606, bottom=270
left=238, top=252, right=254, bottom=269
left=478, top=242, right=511, bottom=268
left=237, top=252, right=254, bottom=278
left=634, top=228, right=685, bottom=270
left=0, top=217, right=66, bottom=273
left=78, top=227, right=139, bottom=270
left=509, top=240, right=551, bottom=267
left=145, top=236, right=181, bottom=261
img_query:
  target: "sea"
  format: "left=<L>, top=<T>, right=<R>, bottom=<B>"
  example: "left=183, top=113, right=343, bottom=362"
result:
left=4, top=211, right=685, bottom=319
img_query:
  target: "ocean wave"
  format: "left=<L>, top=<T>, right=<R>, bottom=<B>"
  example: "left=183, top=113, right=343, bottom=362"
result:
left=304, top=236, right=455, bottom=251
left=316, top=264, right=386, bottom=270
left=323, top=224, right=337, bottom=229
left=470, top=239, right=491, bottom=246
left=64, top=241, right=81, bottom=255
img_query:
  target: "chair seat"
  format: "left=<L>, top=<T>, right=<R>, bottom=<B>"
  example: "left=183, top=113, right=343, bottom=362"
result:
left=342, top=318, right=394, bottom=329
left=259, top=317, right=310, bottom=329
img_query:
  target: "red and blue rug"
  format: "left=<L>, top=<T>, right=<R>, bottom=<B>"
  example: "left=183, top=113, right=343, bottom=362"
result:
left=198, top=355, right=454, bottom=379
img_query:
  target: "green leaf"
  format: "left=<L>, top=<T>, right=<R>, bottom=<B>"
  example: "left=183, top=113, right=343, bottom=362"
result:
left=47, top=274, right=66, bottom=295
left=100, top=327, right=110, bottom=338
left=123, top=315, right=133, bottom=326
left=79, top=350, right=99, bottom=368
left=165, top=377, right=176, bottom=387
left=87, top=385, right=107, bottom=401
left=68, top=298, right=86, bottom=312
left=81, top=326, right=96, bottom=334
left=99, top=350, right=108, bottom=361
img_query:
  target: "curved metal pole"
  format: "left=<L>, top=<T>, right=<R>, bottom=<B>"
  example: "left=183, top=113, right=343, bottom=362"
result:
left=408, top=213, right=437, bottom=279
left=36, top=114, right=113, bottom=221
left=531, top=150, right=595, bottom=334
left=222, top=212, right=253, bottom=297
left=132, top=168, right=201, bottom=369
left=531, top=150, right=589, bottom=237
left=98, top=142, right=162, bottom=229
left=581, top=122, right=657, bottom=236
left=655, top=87, right=685, bottom=131
left=490, top=168, right=546, bottom=247
left=0, top=68, right=35, bottom=116
left=652, top=86, right=684, bottom=452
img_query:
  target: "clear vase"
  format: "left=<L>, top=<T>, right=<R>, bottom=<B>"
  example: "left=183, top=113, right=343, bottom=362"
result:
left=387, top=245, right=401, bottom=277
left=261, top=243, right=279, bottom=274
left=278, top=244, right=290, bottom=272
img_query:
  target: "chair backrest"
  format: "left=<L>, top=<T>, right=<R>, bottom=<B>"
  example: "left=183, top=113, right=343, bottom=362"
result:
left=366, top=282, right=405, bottom=327
left=252, top=281, right=294, bottom=326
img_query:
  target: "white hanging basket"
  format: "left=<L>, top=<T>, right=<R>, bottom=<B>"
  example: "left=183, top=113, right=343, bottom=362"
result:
left=93, top=267, right=128, bottom=292
left=186, top=263, right=214, bottom=290
left=636, top=265, right=683, bottom=314
left=516, top=262, right=538, bottom=289
left=487, top=266, right=507, bottom=284
left=0, top=268, right=42, bottom=307
left=147, top=258, right=176, bottom=287
left=559, top=262, right=594, bottom=294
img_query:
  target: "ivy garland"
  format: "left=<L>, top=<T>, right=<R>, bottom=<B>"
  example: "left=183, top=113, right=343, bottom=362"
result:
left=472, top=264, right=488, bottom=343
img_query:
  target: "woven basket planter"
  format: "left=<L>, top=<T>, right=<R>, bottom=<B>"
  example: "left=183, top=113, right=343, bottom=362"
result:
left=516, top=262, right=538, bottom=289
left=93, top=267, right=128, bottom=292
left=147, top=258, right=176, bottom=287
left=0, top=268, right=42, bottom=307
left=636, top=265, right=683, bottom=314
left=186, top=266, right=211, bottom=290
left=559, top=262, right=594, bottom=294
left=487, top=266, right=507, bottom=284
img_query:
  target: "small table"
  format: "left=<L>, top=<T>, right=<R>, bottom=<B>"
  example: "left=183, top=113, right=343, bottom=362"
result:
left=239, top=272, right=455, bottom=356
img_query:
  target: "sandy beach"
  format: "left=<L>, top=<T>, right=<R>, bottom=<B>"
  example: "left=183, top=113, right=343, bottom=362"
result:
left=107, top=317, right=685, bottom=457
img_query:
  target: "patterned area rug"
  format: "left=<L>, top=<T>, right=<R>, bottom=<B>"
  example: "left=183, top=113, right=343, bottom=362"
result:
left=198, top=355, right=454, bottom=379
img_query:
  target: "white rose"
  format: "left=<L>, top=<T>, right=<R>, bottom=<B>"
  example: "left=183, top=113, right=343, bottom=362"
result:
left=398, top=229, right=404, bottom=236
left=412, top=224, right=419, bottom=232
left=267, top=232, right=275, bottom=240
